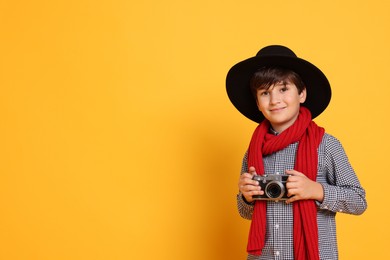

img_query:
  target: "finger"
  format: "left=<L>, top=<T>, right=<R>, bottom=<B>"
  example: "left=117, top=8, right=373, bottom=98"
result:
left=243, top=188, right=264, bottom=203
left=286, top=195, right=298, bottom=204
left=286, top=182, right=296, bottom=190
left=286, top=174, right=306, bottom=183
left=243, top=188, right=264, bottom=197
left=239, top=173, right=252, bottom=184
left=286, top=194, right=301, bottom=204
left=285, top=169, right=304, bottom=176
left=248, top=166, right=257, bottom=175
left=241, top=172, right=254, bottom=179
left=242, top=184, right=262, bottom=192
left=287, top=187, right=299, bottom=197
left=240, top=174, right=260, bottom=186
left=286, top=175, right=297, bottom=183
left=239, top=184, right=250, bottom=193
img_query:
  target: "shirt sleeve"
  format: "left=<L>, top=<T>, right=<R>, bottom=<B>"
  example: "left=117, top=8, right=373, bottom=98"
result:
left=236, top=151, right=255, bottom=220
left=318, top=135, right=367, bottom=215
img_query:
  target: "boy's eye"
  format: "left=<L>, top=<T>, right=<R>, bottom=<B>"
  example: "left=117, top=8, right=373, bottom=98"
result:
left=280, top=86, right=288, bottom=92
left=259, top=91, right=269, bottom=96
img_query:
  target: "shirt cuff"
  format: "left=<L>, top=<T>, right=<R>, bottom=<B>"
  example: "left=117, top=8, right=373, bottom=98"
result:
left=317, top=183, right=336, bottom=210
left=237, top=193, right=255, bottom=219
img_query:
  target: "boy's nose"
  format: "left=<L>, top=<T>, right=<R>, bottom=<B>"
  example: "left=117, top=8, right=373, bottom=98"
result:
left=269, top=93, right=281, bottom=104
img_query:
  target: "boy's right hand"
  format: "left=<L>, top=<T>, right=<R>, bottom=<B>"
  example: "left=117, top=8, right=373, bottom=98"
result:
left=238, top=166, right=264, bottom=203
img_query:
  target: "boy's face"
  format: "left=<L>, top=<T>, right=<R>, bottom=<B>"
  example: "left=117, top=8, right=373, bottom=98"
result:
left=256, top=81, right=306, bottom=133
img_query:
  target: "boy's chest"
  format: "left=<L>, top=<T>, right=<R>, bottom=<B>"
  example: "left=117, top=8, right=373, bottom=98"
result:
left=262, top=142, right=327, bottom=184
left=263, top=143, right=297, bottom=174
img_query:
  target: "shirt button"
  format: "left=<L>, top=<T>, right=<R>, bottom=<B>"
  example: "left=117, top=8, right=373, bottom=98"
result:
left=275, top=224, right=279, bottom=229
left=339, top=209, right=343, bottom=212
left=275, top=251, right=280, bottom=256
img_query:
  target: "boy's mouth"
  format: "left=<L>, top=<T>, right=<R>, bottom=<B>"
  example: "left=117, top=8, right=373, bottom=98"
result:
left=269, top=107, right=286, bottom=112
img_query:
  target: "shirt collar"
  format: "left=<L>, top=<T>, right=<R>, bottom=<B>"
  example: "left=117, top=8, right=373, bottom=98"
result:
left=269, top=127, right=279, bottom=136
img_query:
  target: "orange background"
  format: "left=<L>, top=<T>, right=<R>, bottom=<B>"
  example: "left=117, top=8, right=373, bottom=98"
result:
left=0, top=1, right=388, bottom=259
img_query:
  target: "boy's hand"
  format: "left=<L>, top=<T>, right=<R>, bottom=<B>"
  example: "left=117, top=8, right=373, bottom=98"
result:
left=238, top=166, right=264, bottom=203
left=285, top=170, right=324, bottom=204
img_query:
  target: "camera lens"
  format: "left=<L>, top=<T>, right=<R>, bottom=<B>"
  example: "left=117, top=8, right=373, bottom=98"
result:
left=265, top=181, right=285, bottom=199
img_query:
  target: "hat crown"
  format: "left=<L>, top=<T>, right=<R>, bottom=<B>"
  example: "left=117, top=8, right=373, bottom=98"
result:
left=256, top=45, right=297, bottom=58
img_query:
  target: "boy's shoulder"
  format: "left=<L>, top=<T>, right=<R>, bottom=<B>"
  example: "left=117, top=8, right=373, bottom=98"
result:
left=321, top=132, right=345, bottom=151
left=323, top=132, right=340, bottom=143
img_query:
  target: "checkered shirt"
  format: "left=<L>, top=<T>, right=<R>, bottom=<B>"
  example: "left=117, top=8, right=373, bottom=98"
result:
left=237, top=133, right=367, bottom=260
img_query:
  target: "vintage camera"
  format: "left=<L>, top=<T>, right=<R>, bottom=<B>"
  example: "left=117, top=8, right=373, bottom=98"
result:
left=252, top=173, right=289, bottom=201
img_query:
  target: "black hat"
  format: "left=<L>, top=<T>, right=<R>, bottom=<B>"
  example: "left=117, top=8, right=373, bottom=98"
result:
left=226, top=45, right=331, bottom=123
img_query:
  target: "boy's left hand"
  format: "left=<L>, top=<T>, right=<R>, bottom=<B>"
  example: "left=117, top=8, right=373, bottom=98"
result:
left=285, top=169, right=324, bottom=204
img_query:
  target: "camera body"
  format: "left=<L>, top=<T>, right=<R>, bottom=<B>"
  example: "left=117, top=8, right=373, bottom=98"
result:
left=252, top=173, right=289, bottom=201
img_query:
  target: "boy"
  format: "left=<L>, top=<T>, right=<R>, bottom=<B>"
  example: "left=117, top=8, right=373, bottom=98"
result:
left=226, top=45, right=367, bottom=260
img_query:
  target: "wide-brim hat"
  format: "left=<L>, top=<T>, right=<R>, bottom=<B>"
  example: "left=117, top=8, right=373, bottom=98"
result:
left=226, top=45, right=331, bottom=123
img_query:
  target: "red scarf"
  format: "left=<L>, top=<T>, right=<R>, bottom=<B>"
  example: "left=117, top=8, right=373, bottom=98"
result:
left=247, top=107, right=324, bottom=260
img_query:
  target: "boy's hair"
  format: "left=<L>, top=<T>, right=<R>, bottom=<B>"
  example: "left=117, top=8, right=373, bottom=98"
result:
left=249, top=67, right=306, bottom=98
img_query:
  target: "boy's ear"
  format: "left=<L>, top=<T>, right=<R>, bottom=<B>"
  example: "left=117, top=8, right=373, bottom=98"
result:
left=299, top=88, right=307, bottom=103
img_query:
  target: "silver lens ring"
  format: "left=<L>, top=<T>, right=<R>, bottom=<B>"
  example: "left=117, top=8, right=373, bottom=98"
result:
left=265, top=181, right=285, bottom=199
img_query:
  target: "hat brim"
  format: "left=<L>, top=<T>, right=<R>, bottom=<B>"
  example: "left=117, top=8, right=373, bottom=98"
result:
left=226, top=55, right=331, bottom=123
